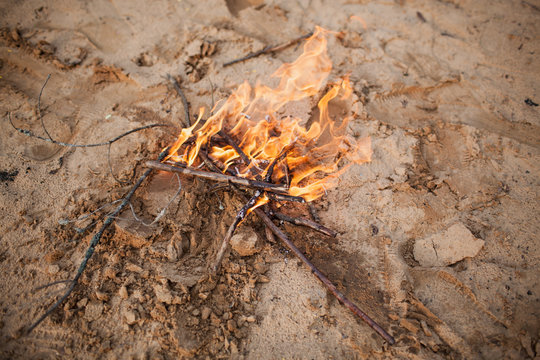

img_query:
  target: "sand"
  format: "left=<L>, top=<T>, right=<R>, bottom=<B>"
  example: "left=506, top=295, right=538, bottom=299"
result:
left=0, top=0, right=539, bottom=359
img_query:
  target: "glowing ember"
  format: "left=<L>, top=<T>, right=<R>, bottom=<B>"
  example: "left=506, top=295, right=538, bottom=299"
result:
left=164, top=26, right=372, bottom=202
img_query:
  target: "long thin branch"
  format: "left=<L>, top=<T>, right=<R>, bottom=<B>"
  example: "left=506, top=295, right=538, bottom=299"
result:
left=145, top=161, right=288, bottom=193
left=26, top=148, right=170, bottom=334
left=223, top=31, right=314, bottom=67
left=271, top=211, right=337, bottom=238
left=251, top=206, right=395, bottom=345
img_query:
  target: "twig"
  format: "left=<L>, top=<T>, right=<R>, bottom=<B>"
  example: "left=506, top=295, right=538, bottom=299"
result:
left=166, top=74, right=191, bottom=127
left=26, top=148, right=170, bottom=334
left=271, top=211, right=337, bottom=238
left=223, top=31, right=314, bottom=67
left=264, top=142, right=294, bottom=182
left=9, top=113, right=170, bottom=148
left=251, top=205, right=395, bottom=345
left=38, top=74, right=53, bottom=141
left=212, top=191, right=263, bottom=272
left=145, top=161, right=288, bottom=194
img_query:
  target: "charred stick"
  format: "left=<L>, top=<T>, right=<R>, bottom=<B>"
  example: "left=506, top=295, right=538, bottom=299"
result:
left=264, top=142, right=294, bottom=182
left=283, top=162, right=290, bottom=188
left=217, top=130, right=251, bottom=166
left=146, top=161, right=288, bottom=193
left=224, top=31, right=314, bottom=67
left=212, top=191, right=263, bottom=272
left=251, top=206, right=396, bottom=345
left=27, top=148, right=170, bottom=334
left=271, top=211, right=337, bottom=238
left=266, top=192, right=305, bottom=203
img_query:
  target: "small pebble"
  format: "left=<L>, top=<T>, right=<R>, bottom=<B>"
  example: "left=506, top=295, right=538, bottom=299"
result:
left=201, top=307, right=211, bottom=320
left=119, top=285, right=128, bottom=299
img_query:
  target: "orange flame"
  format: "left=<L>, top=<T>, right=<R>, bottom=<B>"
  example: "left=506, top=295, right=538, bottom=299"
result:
left=165, top=26, right=372, bottom=202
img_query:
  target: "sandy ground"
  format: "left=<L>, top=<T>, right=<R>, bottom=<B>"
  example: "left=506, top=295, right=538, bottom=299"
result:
left=1, top=0, right=539, bottom=359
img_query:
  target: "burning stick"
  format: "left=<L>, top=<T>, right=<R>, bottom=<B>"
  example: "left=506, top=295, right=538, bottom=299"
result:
left=145, top=160, right=288, bottom=194
left=270, top=211, right=337, bottom=238
left=223, top=31, right=314, bottom=67
left=217, top=129, right=251, bottom=165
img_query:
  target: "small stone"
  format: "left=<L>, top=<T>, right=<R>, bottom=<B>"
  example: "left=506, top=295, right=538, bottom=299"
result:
left=10, top=28, right=20, bottom=42
left=400, top=319, right=419, bottom=334
left=245, top=315, right=256, bottom=323
left=154, top=284, right=173, bottom=304
left=167, top=237, right=179, bottom=262
left=192, top=309, right=200, bottom=316
left=123, top=308, right=138, bottom=325
left=126, top=263, right=144, bottom=273
left=201, top=307, right=211, bottom=320
left=230, top=230, right=261, bottom=257
left=210, top=312, right=221, bottom=327
left=119, top=285, right=128, bottom=299
left=104, top=266, right=117, bottom=279
left=77, top=297, right=88, bottom=309
left=227, top=319, right=236, bottom=332
left=47, top=264, right=60, bottom=275
left=95, top=290, right=109, bottom=302
left=253, top=261, right=268, bottom=274
left=395, top=167, right=406, bottom=177
left=230, top=340, right=238, bottom=355
left=413, top=223, right=485, bottom=267
left=84, top=302, right=104, bottom=322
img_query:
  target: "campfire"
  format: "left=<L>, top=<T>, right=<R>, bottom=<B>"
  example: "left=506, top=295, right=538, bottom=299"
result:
left=147, top=26, right=372, bottom=270
left=22, top=27, right=394, bottom=345
left=146, top=27, right=393, bottom=343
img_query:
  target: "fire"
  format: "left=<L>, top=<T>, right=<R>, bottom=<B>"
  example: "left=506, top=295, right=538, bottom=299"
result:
left=165, top=26, right=372, bottom=202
